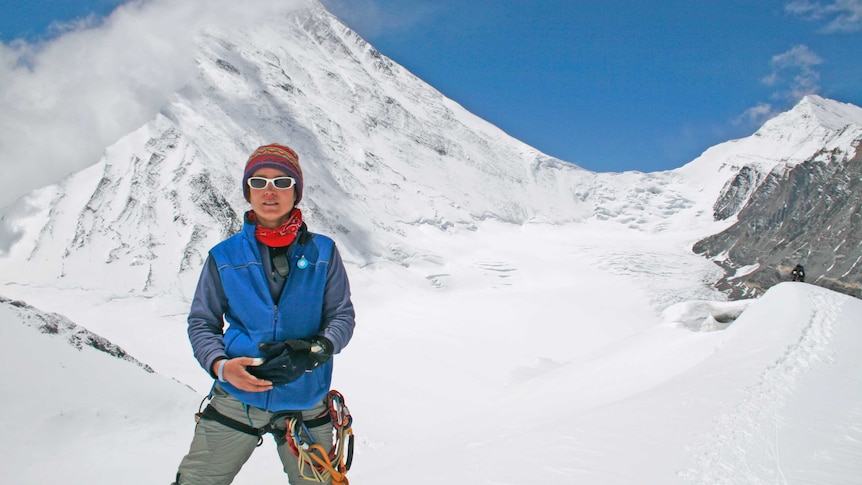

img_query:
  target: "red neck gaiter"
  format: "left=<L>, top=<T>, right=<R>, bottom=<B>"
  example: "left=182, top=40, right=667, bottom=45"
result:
left=249, top=208, right=303, bottom=247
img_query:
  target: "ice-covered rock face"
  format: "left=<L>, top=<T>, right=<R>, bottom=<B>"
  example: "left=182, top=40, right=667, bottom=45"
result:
left=712, top=165, right=763, bottom=221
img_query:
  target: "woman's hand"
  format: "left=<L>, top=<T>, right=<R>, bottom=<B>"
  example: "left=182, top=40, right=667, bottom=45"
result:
left=213, top=357, right=273, bottom=392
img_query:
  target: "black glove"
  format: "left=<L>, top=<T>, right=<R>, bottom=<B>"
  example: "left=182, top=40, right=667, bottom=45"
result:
left=308, top=336, right=334, bottom=368
left=247, top=340, right=313, bottom=385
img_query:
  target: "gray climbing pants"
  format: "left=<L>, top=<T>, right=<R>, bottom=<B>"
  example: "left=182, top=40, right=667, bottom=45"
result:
left=175, top=384, right=333, bottom=485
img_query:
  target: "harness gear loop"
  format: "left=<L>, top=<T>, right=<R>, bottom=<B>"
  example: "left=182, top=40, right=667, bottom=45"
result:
left=282, top=390, right=354, bottom=485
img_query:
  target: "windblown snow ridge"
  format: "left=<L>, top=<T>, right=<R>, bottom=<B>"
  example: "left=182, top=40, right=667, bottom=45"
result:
left=1, top=295, right=154, bottom=373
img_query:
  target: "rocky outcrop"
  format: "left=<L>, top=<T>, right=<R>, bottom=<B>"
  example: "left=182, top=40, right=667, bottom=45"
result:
left=712, top=165, right=763, bottom=221
left=693, top=143, right=862, bottom=299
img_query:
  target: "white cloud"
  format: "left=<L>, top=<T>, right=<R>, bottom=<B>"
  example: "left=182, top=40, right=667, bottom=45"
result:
left=735, top=102, right=778, bottom=128
left=0, top=0, right=305, bottom=208
left=762, top=45, right=823, bottom=101
left=737, top=44, right=823, bottom=130
left=320, top=0, right=442, bottom=40
left=319, top=0, right=388, bottom=37
left=786, top=0, right=862, bottom=33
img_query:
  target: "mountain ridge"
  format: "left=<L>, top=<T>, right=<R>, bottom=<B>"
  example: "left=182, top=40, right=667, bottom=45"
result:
left=677, top=94, right=862, bottom=299
left=0, top=2, right=860, bottom=301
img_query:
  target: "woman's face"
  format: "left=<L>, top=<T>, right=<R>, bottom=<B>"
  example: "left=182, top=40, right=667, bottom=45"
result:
left=248, top=167, right=296, bottom=228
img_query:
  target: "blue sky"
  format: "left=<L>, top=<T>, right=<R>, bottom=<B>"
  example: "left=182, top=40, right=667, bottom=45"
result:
left=1, top=0, right=860, bottom=174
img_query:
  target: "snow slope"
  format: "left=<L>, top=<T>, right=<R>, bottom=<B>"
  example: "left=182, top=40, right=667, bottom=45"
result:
left=2, top=220, right=861, bottom=484
left=0, top=297, right=198, bottom=483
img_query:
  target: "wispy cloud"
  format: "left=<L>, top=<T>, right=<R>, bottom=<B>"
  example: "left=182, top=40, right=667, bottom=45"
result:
left=320, top=0, right=442, bottom=40
left=786, top=0, right=862, bottom=33
left=736, top=45, right=824, bottom=127
left=762, top=44, right=823, bottom=100
left=735, top=102, right=777, bottom=128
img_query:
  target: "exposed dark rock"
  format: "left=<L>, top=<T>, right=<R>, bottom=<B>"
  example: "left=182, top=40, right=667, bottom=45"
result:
left=713, top=165, right=762, bottom=220
left=694, top=144, right=862, bottom=299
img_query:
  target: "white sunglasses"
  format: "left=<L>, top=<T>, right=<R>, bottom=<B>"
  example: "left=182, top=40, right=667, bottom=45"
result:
left=247, top=176, right=296, bottom=190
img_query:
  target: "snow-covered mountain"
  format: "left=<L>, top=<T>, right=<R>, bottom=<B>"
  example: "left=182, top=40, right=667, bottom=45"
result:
left=1, top=1, right=862, bottom=483
left=686, top=95, right=862, bottom=298
left=682, top=95, right=862, bottom=219
left=0, top=0, right=713, bottom=299
left=1, top=0, right=858, bottom=302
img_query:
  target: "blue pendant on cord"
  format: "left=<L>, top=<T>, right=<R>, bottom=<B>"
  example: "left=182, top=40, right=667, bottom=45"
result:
left=296, top=256, right=309, bottom=270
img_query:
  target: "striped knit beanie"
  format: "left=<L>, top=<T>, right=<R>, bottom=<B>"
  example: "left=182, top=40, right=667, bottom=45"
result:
left=242, top=143, right=303, bottom=203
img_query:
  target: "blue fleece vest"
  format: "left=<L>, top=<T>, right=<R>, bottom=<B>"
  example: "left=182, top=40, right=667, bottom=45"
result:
left=210, top=222, right=334, bottom=411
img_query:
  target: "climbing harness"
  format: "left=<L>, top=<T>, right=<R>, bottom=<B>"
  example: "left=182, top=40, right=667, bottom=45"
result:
left=195, top=390, right=354, bottom=483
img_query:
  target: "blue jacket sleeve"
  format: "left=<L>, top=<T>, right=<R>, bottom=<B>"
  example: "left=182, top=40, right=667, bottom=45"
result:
left=320, top=243, right=355, bottom=354
left=187, top=255, right=229, bottom=377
